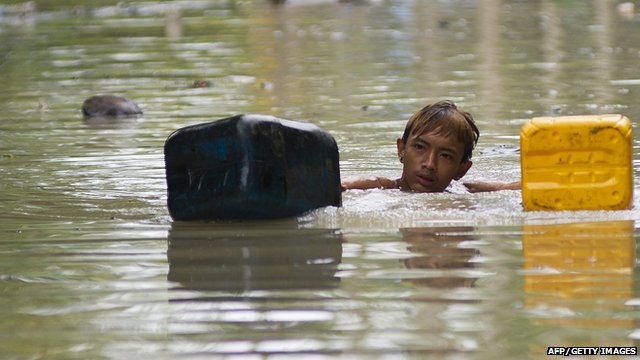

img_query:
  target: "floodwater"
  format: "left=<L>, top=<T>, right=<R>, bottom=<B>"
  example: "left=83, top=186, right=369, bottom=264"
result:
left=1, top=0, right=640, bottom=358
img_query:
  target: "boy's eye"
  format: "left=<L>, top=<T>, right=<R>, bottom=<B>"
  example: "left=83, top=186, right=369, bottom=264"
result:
left=412, top=143, right=425, bottom=150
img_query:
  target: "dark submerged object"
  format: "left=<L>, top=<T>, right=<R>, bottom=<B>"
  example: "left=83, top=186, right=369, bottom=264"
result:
left=82, top=94, right=142, bottom=118
left=164, top=114, right=342, bottom=220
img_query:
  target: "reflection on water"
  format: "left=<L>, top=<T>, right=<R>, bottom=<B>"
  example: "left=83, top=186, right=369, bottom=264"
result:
left=524, top=221, right=635, bottom=325
left=402, top=227, right=479, bottom=289
left=522, top=221, right=637, bottom=352
left=168, top=222, right=342, bottom=291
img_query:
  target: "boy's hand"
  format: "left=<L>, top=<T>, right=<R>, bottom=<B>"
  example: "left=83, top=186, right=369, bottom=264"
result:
left=463, top=181, right=521, bottom=193
left=341, top=176, right=397, bottom=192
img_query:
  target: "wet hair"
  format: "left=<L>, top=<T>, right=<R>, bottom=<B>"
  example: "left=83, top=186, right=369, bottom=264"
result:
left=401, top=100, right=479, bottom=161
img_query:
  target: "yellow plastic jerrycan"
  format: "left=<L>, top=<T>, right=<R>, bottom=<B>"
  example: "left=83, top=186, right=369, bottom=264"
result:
left=520, top=114, right=633, bottom=211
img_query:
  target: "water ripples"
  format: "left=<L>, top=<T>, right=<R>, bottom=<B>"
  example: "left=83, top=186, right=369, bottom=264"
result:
left=2, top=1, right=640, bottom=358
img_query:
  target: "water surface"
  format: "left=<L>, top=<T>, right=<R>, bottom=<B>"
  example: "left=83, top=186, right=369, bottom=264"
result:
left=1, top=1, right=640, bottom=358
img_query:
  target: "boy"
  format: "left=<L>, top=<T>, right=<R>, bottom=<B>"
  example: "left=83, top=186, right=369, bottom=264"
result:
left=341, top=100, right=520, bottom=193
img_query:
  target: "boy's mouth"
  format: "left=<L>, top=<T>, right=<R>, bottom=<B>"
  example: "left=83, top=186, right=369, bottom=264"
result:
left=415, top=173, right=436, bottom=188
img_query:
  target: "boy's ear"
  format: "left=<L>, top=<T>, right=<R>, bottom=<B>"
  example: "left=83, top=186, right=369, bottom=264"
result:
left=455, top=160, right=472, bottom=180
left=396, top=138, right=405, bottom=159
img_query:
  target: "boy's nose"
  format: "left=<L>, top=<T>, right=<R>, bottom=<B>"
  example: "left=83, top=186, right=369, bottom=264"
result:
left=421, top=151, right=437, bottom=170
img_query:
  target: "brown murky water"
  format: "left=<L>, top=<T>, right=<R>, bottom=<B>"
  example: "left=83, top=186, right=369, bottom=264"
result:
left=1, top=1, right=640, bottom=358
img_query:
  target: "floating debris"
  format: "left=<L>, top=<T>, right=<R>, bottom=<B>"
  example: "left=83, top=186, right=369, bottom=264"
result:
left=82, top=94, right=142, bottom=118
left=192, top=80, right=212, bottom=88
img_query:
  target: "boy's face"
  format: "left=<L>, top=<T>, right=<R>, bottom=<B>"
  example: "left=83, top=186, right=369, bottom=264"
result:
left=396, top=130, right=472, bottom=192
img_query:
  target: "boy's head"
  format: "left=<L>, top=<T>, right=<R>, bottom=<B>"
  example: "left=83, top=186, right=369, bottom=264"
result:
left=396, top=100, right=479, bottom=192
left=401, top=100, right=479, bottom=161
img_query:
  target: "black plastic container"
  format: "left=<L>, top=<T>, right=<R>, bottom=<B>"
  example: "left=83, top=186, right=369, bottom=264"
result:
left=164, top=114, right=342, bottom=220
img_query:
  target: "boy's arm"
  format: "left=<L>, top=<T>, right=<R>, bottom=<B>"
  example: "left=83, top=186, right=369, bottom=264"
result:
left=341, top=176, right=398, bottom=192
left=463, top=181, right=521, bottom=193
